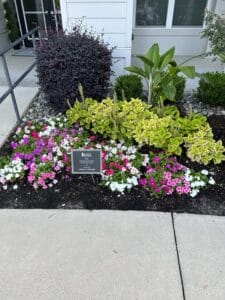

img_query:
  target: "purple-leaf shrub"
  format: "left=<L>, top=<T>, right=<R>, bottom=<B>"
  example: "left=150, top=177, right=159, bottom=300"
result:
left=36, top=26, right=112, bottom=113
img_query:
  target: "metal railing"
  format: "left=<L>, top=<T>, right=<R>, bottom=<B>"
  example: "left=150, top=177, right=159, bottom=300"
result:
left=0, top=26, right=40, bottom=123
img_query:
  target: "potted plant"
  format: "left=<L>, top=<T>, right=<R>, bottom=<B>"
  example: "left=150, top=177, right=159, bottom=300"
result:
left=3, top=0, right=21, bottom=49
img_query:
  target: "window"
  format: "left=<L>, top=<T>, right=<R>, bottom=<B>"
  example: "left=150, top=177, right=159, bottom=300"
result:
left=136, top=0, right=169, bottom=26
left=173, top=0, right=207, bottom=26
left=135, top=0, right=208, bottom=28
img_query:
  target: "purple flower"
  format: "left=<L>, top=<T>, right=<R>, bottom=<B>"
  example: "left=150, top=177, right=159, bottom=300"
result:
left=13, top=153, right=24, bottom=159
left=11, top=141, right=18, bottom=150
left=153, top=156, right=160, bottom=164
left=139, top=178, right=147, bottom=186
left=24, top=153, right=33, bottom=160
left=33, top=148, right=42, bottom=155
left=55, top=128, right=60, bottom=135
left=23, top=137, right=29, bottom=145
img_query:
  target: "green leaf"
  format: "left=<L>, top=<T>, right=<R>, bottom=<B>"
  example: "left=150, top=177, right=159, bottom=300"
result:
left=196, top=72, right=210, bottom=84
left=137, top=55, right=154, bottom=68
left=124, top=66, right=147, bottom=78
left=159, top=47, right=175, bottom=70
left=153, top=72, right=161, bottom=86
left=146, top=43, right=160, bottom=67
left=179, top=66, right=196, bottom=78
left=163, top=84, right=176, bottom=101
left=136, top=55, right=154, bottom=75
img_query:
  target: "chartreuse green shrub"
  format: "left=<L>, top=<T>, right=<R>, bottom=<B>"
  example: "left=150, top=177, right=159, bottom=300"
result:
left=89, top=98, right=122, bottom=139
left=115, top=75, right=143, bottom=100
left=66, top=98, right=225, bottom=164
left=66, top=97, right=97, bottom=128
left=119, top=99, right=154, bottom=139
left=184, top=124, right=225, bottom=165
left=196, top=72, right=225, bottom=107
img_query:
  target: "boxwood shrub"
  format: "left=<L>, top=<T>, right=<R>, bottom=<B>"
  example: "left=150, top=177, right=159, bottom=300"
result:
left=174, top=75, right=186, bottom=101
left=196, top=72, right=225, bottom=107
left=36, top=26, right=112, bottom=113
left=114, top=74, right=143, bottom=100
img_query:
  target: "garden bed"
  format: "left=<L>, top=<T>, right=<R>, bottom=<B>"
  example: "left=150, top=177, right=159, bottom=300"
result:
left=0, top=101, right=224, bottom=215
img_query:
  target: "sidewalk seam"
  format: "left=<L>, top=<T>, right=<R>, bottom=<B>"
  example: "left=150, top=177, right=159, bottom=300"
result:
left=171, top=212, right=186, bottom=300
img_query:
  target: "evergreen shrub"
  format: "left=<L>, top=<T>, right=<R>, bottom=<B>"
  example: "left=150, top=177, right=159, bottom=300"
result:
left=115, top=74, right=143, bottom=100
left=196, top=72, right=225, bottom=107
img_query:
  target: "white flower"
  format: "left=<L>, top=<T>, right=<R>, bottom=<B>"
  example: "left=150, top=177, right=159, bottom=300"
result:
left=190, top=189, right=199, bottom=197
left=201, top=169, right=209, bottom=176
left=2, top=185, right=7, bottom=190
left=13, top=184, right=18, bottom=190
left=16, top=127, right=22, bottom=134
left=208, top=177, right=215, bottom=185
left=111, top=147, right=117, bottom=154
left=129, top=154, right=136, bottom=160
left=5, top=174, right=12, bottom=181
left=57, top=149, right=63, bottom=156
left=110, top=182, right=117, bottom=191
left=127, top=146, right=136, bottom=154
left=53, top=179, right=58, bottom=184
left=126, top=183, right=132, bottom=190
left=127, top=176, right=138, bottom=186
left=130, top=167, right=139, bottom=175
left=58, top=161, right=64, bottom=168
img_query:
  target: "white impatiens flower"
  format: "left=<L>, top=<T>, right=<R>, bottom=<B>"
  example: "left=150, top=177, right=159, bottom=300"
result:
left=201, top=169, right=209, bottom=176
left=109, top=182, right=117, bottom=192
left=127, top=176, right=138, bottom=186
left=95, top=143, right=101, bottom=149
left=130, top=167, right=139, bottom=175
left=111, top=147, right=117, bottom=154
left=190, top=189, right=199, bottom=197
left=13, top=184, right=18, bottom=190
left=208, top=177, right=215, bottom=185
left=5, top=174, right=12, bottom=181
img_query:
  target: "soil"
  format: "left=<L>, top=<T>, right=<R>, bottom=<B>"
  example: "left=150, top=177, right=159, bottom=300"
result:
left=0, top=115, right=224, bottom=216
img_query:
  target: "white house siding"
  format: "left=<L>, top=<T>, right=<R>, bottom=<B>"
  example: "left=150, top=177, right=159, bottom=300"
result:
left=60, top=0, right=133, bottom=80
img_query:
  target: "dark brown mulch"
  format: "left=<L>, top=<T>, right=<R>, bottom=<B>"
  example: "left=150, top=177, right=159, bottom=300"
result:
left=0, top=115, right=224, bottom=215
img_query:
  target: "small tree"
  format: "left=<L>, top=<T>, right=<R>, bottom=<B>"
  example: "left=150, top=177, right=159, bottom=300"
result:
left=202, top=11, right=225, bottom=62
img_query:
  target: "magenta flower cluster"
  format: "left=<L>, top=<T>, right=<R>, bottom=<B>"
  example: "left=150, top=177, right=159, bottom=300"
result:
left=8, top=116, right=89, bottom=189
left=139, top=153, right=191, bottom=196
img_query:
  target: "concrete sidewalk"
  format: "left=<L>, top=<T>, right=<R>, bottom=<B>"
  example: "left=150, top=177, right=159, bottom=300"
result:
left=0, top=210, right=224, bottom=300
